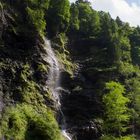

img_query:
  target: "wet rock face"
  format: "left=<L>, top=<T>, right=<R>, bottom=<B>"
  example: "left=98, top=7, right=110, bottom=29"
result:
left=61, top=86, right=103, bottom=140
left=62, top=41, right=107, bottom=140
left=60, top=39, right=117, bottom=140
left=0, top=2, right=48, bottom=109
left=76, top=126, right=100, bottom=140
left=0, top=76, right=4, bottom=115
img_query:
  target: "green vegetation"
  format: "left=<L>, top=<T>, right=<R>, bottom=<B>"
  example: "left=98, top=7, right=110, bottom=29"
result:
left=26, top=8, right=46, bottom=36
left=69, top=0, right=100, bottom=37
left=0, top=104, right=63, bottom=140
left=47, top=0, right=70, bottom=37
left=102, top=82, right=130, bottom=137
left=52, top=33, right=76, bottom=76
left=2, top=0, right=140, bottom=140
left=36, top=62, right=48, bottom=73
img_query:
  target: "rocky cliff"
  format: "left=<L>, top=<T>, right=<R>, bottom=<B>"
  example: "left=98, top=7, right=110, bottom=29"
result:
left=1, top=1, right=140, bottom=140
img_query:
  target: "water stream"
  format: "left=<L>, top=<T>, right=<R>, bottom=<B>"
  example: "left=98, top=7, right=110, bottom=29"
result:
left=43, top=38, right=72, bottom=140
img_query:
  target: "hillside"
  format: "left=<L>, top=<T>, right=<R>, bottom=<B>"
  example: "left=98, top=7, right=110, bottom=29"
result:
left=0, top=0, right=140, bottom=140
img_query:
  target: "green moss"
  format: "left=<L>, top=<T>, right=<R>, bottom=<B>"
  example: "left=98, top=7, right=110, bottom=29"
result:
left=43, top=89, right=53, bottom=101
left=56, top=50, right=76, bottom=76
left=52, top=33, right=77, bottom=76
left=15, top=64, right=44, bottom=105
left=20, top=64, right=31, bottom=82
left=0, top=104, right=64, bottom=140
left=22, top=81, right=44, bottom=105
left=37, top=62, right=48, bottom=73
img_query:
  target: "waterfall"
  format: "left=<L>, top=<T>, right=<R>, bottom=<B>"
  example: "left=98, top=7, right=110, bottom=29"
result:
left=43, top=38, right=72, bottom=140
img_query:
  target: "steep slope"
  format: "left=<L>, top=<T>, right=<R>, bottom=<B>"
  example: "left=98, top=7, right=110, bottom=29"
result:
left=1, top=0, right=140, bottom=140
left=0, top=1, right=65, bottom=140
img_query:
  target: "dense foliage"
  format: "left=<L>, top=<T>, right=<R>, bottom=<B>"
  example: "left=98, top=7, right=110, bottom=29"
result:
left=102, top=82, right=130, bottom=138
left=0, top=104, right=63, bottom=140
left=1, top=0, right=140, bottom=140
left=67, top=0, right=140, bottom=139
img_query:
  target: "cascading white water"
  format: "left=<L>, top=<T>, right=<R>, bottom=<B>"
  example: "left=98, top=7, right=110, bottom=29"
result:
left=44, top=39, right=61, bottom=107
left=43, top=38, right=72, bottom=140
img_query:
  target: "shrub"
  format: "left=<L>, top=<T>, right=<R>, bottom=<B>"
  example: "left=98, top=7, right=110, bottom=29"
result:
left=0, top=104, right=64, bottom=140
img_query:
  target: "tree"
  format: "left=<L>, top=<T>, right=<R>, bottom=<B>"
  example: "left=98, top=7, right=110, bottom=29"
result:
left=3, top=0, right=50, bottom=37
left=116, top=16, right=123, bottom=27
left=98, top=12, right=121, bottom=64
left=129, top=26, right=140, bottom=65
left=47, top=0, right=70, bottom=37
left=98, top=12, right=113, bottom=45
left=76, top=1, right=100, bottom=37
left=76, top=0, right=90, bottom=4
left=103, top=81, right=130, bottom=136
left=126, top=78, right=140, bottom=135
left=69, top=3, right=80, bottom=32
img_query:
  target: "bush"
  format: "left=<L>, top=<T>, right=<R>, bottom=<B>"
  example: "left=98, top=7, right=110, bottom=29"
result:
left=0, top=104, right=64, bottom=140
